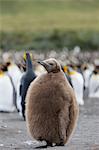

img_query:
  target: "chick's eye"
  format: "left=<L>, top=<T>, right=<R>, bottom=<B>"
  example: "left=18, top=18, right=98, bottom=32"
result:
left=50, top=63, right=53, bottom=66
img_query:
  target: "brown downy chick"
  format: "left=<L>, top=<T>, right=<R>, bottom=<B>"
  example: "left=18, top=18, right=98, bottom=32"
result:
left=26, top=58, right=79, bottom=147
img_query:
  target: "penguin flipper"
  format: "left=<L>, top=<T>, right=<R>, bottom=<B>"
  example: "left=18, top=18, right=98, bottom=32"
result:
left=65, top=103, right=78, bottom=143
left=19, top=84, right=22, bottom=96
left=58, top=109, right=67, bottom=145
left=21, top=98, right=26, bottom=120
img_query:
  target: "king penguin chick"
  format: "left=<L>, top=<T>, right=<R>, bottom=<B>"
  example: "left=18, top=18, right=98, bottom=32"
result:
left=20, top=53, right=36, bottom=120
left=26, top=58, right=79, bottom=147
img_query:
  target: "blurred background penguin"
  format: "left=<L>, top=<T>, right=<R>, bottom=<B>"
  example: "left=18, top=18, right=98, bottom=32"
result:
left=0, top=63, right=16, bottom=112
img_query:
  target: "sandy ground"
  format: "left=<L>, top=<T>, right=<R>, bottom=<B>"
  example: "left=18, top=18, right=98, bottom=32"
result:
left=0, top=97, right=99, bottom=150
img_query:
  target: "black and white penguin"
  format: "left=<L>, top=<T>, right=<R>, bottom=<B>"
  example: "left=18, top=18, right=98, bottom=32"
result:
left=68, top=67, right=84, bottom=105
left=0, top=64, right=16, bottom=112
left=20, top=52, right=36, bottom=120
left=89, top=67, right=99, bottom=98
left=26, top=58, right=79, bottom=147
left=83, top=65, right=92, bottom=89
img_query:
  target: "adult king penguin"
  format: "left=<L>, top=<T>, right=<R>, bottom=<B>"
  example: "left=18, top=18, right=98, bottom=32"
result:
left=26, top=58, right=79, bottom=147
left=89, top=67, right=99, bottom=98
left=20, top=52, right=36, bottom=120
left=0, top=64, right=16, bottom=112
left=68, top=67, right=84, bottom=105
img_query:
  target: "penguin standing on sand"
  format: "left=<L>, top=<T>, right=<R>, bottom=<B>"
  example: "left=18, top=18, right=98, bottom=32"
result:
left=26, top=58, right=79, bottom=147
left=89, top=67, right=99, bottom=98
left=83, top=65, right=92, bottom=89
left=68, top=67, right=84, bottom=105
left=0, top=64, right=16, bottom=112
left=20, top=53, right=36, bottom=120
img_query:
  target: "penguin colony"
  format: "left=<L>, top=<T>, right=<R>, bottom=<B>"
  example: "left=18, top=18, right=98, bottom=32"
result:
left=26, top=58, right=79, bottom=147
left=0, top=51, right=98, bottom=118
left=0, top=52, right=37, bottom=115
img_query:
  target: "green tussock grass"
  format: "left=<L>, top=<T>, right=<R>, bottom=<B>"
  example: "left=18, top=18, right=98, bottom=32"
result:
left=0, top=0, right=99, bottom=32
left=0, top=0, right=99, bottom=51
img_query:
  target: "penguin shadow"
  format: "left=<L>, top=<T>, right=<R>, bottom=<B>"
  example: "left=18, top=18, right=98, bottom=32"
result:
left=35, top=145, right=64, bottom=149
left=35, top=145, right=51, bottom=149
left=34, top=142, right=65, bottom=149
left=0, top=111, right=9, bottom=113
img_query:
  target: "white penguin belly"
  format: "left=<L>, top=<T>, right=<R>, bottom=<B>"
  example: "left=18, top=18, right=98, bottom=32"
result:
left=0, top=76, right=15, bottom=112
left=70, top=72, right=84, bottom=105
left=89, top=75, right=99, bottom=98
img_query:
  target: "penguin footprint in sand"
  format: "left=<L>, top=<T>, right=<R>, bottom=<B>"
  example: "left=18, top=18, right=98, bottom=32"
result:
left=26, top=58, right=79, bottom=147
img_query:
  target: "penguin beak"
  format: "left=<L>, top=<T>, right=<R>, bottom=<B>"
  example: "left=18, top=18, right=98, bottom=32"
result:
left=38, top=60, right=51, bottom=73
left=37, top=60, right=45, bottom=66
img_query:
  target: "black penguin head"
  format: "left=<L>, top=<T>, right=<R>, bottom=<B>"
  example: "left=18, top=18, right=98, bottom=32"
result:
left=0, top=63, right=8, bottom=72
left=26, top=52, right=33, bottom=71
left=6, top=62, right=11, bottom=67
left=38, top=58, right=61, bottom=73
left=26, top=53, right=31, bottom=63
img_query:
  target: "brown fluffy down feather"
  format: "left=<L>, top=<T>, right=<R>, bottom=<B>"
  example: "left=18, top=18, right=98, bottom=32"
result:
left=26, top=59, right=79, bottom=145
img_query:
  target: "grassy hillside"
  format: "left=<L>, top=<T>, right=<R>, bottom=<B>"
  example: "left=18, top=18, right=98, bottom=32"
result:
left=0, top=0, right=99, bottom=32
left=0, top=0, right=99, bottom=51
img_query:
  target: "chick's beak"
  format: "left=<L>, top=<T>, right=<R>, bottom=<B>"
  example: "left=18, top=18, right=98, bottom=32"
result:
left=38, top=60, right=45, bottom=66
left=37, top=60, right=51, bottom=73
